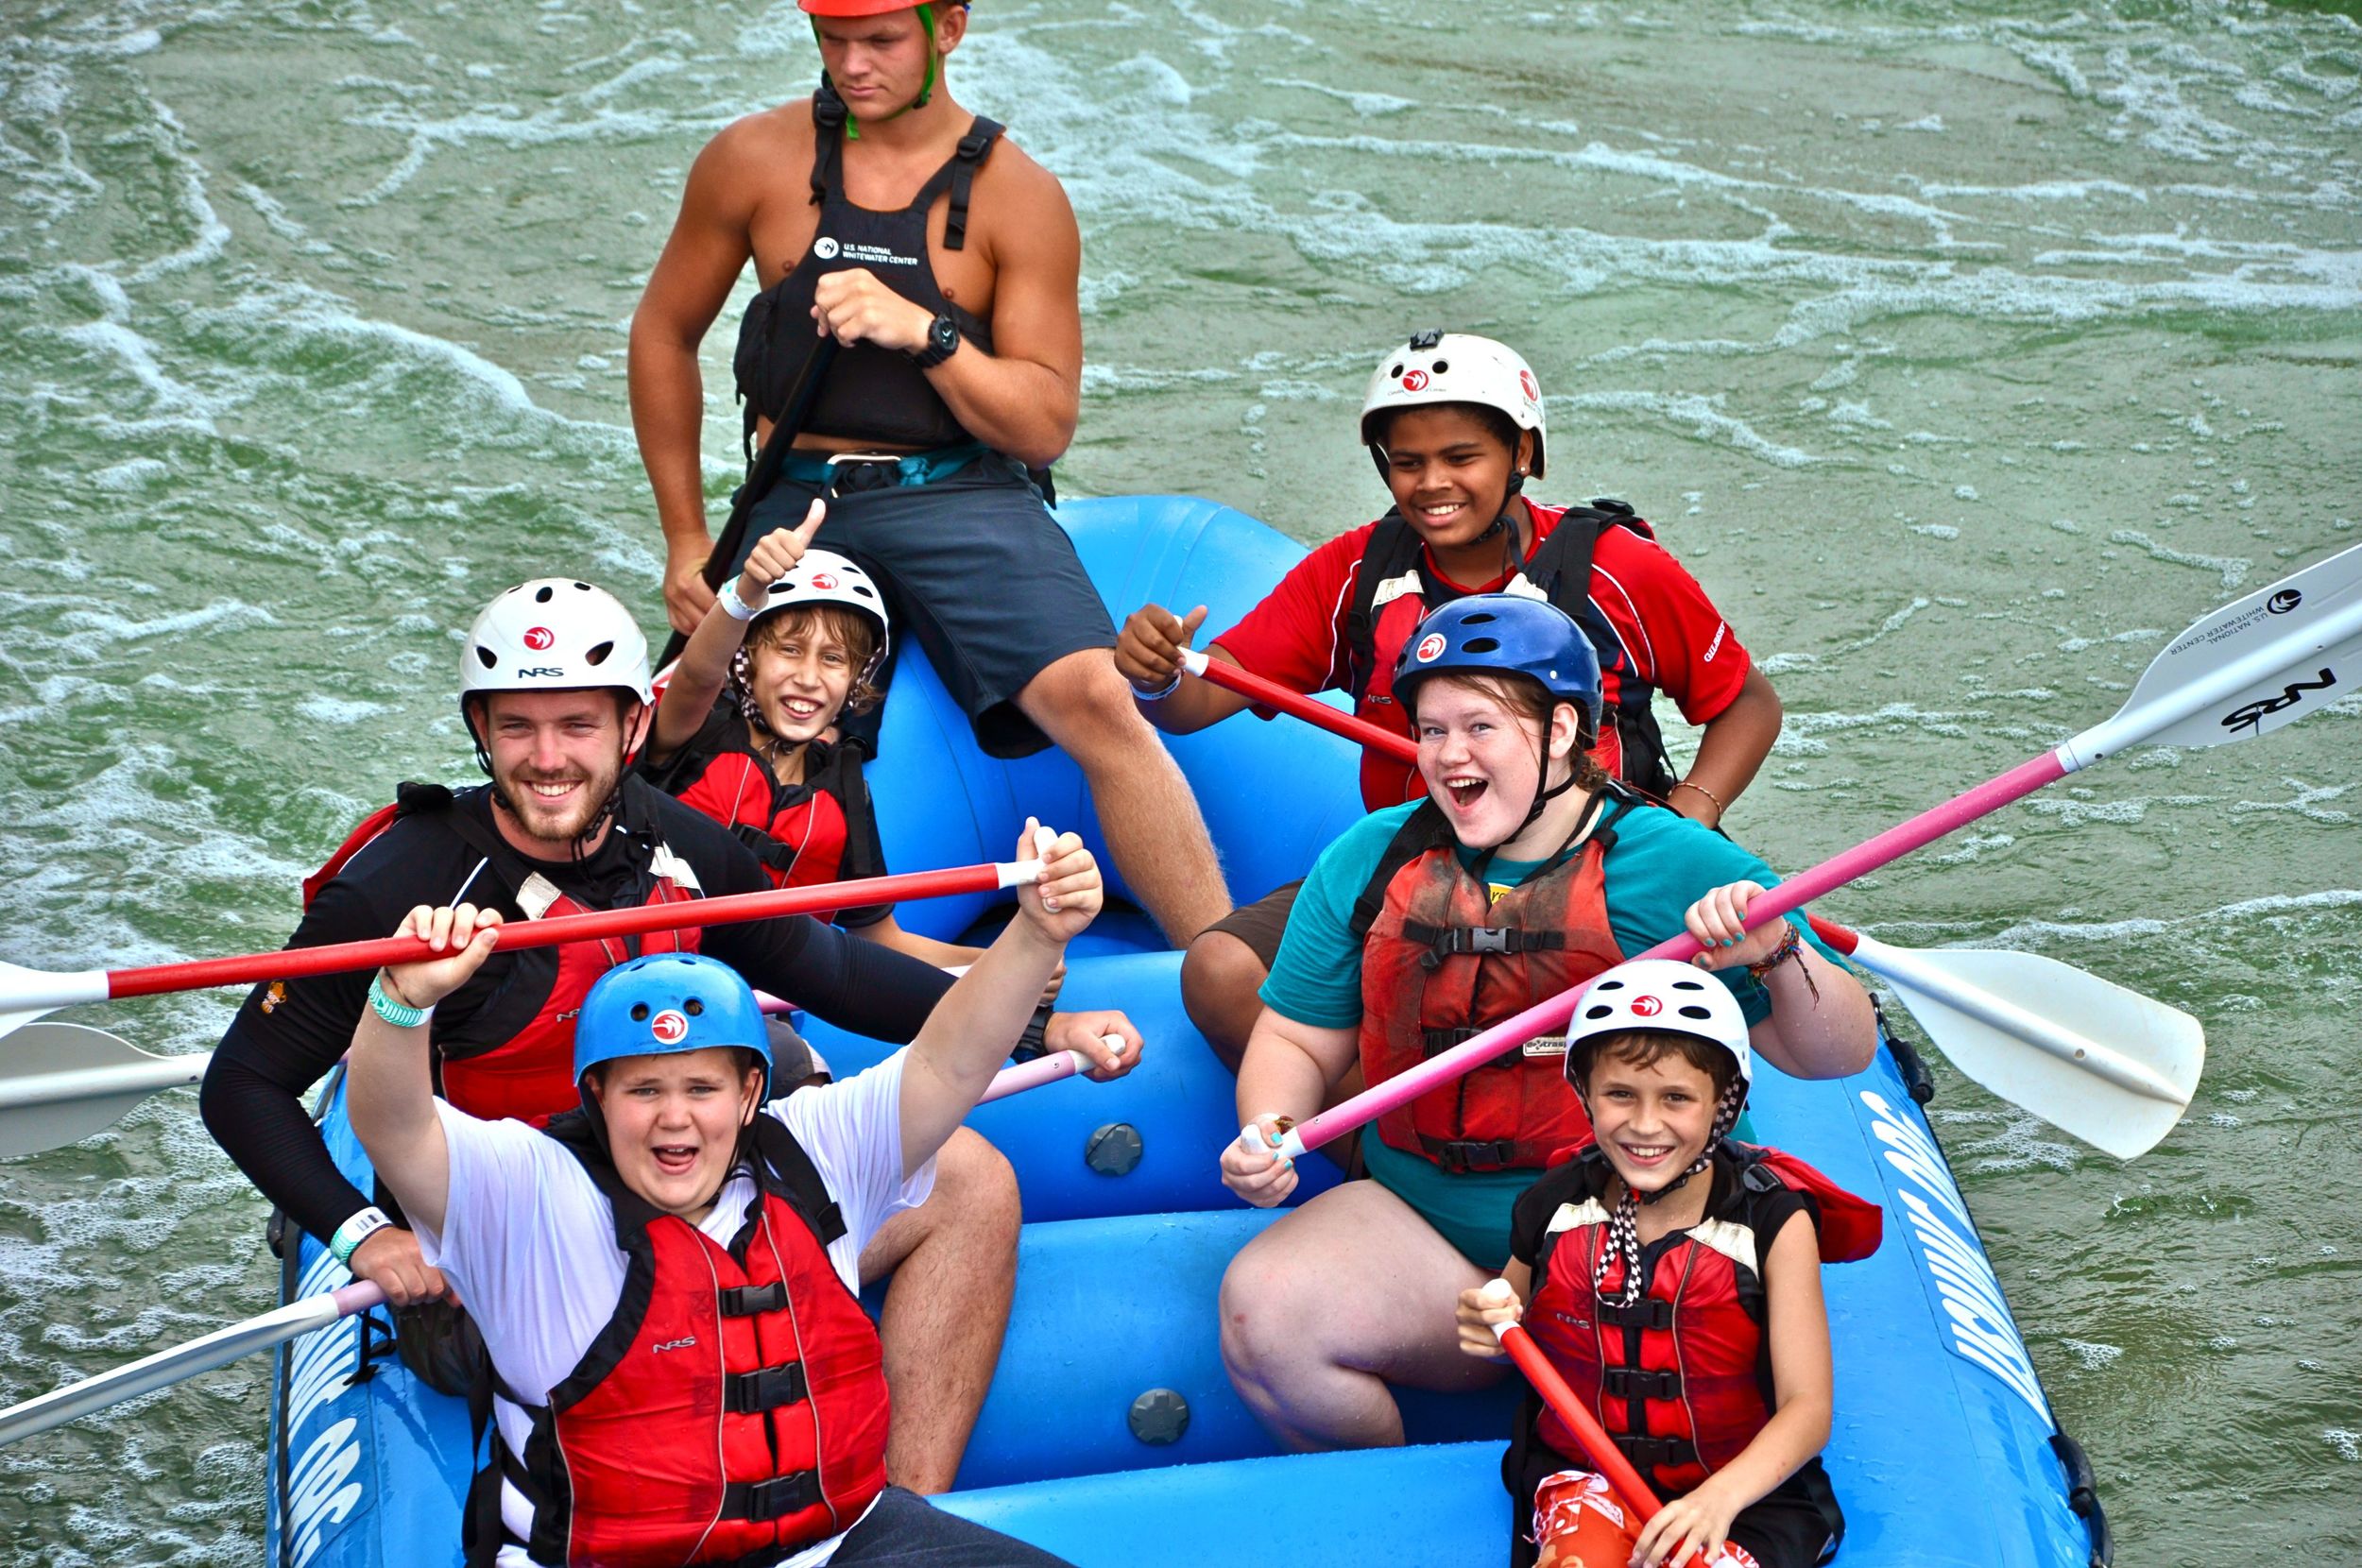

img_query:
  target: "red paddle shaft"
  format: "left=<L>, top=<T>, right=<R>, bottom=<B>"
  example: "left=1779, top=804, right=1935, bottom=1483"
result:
left=1184, top=652, right=1876, bottom=957
left=8, top=861, right=1036, bottom=1014
left=1495, top=1315, right=1717, bottom=1567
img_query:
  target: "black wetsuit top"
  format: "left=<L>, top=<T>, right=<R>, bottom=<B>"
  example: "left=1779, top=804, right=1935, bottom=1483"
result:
left=732, top=92, right=1003, bottom=454
left=200, top=776, right=951, bottom=1245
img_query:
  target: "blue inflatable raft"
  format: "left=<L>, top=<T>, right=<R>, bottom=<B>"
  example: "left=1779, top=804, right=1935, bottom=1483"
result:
left=265, top=497, right=2106, bottom=1568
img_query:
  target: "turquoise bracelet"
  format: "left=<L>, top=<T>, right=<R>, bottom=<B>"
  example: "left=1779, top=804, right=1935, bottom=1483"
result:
left=367, top=973, right=430, bottom=1029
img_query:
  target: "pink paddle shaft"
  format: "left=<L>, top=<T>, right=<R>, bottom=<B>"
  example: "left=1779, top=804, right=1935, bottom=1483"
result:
left=1281, top=749, right=2068, bottom=1155
left=1190, top=653, right=1893, bottom=963
left=94, top=862, right=1021, bottom=1003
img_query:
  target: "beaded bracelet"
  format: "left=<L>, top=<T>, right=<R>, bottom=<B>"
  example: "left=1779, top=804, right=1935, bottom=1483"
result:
left=720, top=587, right=762, bottom=622
left=1669, top=778, right=1726, bottom=819
left=1745, top=923, right=1820, bottom=1001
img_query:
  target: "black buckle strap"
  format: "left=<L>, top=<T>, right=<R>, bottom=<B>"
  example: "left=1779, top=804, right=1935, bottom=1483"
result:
left=723, top=1360, right=811, bottom=1415
left=1600, top=1367, right=1683, bottom=1401
left=1614, top=1434, right=1697, bottom=1469
left=719, top=1281, right=787, bottom=1318
left=1425, top=1136, right=1521, bottom=1174
left=1399, top=919, right=1566, bottom=971
left=722, top=1470, right=823, bottom=1523
left=945, top=122, right=998, bottom=250
left=1420, top=1026, right=1480, bottom=1059
left=1597, top=1298, right=1674, bottom=1331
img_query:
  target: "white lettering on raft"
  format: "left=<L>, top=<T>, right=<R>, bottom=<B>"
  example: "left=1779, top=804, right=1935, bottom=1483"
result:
left=1860, top=1090, right=2049, bottom=1421
left=283, top=1245, right=368, bottom=1565
left=288, top=1416, right=364, bottom=1568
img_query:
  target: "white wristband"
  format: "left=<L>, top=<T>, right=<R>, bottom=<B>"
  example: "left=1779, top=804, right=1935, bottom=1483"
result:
left=329, top=1206, right=393, bottom=1265
left=1132, top=668, right=1182, bottom=702
left=720, top=588, right=762, bottom=622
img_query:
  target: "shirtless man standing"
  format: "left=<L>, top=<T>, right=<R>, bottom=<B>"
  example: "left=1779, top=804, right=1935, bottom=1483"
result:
left=629, top=0, right=1229, bottom=946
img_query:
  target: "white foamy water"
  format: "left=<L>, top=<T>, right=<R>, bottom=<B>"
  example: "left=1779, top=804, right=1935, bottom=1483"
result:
left=3, top=0, right=2360, bottom=1561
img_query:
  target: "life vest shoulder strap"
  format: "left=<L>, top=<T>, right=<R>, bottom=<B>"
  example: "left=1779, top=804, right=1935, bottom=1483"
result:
left=1726, top=1142, right=1884, bottom=1265
left=1342, top=509, right=1429, bottom=702
left=301, top=781, right=456, bottom=909
left=1346, top=800, right=1460, bottom=948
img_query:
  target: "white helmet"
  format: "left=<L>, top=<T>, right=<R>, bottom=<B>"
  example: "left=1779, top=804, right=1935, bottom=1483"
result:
left=461, top=579, right=653, bottom=706
left=1566, top=958, right=1754, bottom=1087
left=1360, top=331, right=1547, bottom=479
left=746, top=549, right=891, bottom=677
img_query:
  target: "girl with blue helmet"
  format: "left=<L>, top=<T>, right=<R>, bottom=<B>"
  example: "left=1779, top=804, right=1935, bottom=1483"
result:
left=344, top=820, right=1114, bottom=1566
left=1214, top=594, right=1876, bottom=1457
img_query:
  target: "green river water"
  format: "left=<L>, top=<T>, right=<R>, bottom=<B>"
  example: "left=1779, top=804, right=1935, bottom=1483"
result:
left=2, top=0, right=2358, bottom=1561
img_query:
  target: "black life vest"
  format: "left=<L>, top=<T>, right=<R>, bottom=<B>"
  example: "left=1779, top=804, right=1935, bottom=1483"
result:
left=471, top=1112, right=889, bottom=1565
left=1350, top=794, right=1640, bottom=1173
left=1343, top=500, right=1679, bottom=803
left=732, top=89, right=1002, bottom=456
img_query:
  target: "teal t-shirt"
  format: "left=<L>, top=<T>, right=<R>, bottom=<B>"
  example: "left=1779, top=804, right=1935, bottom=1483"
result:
left=1261, top=797, right=1839, bottom=1268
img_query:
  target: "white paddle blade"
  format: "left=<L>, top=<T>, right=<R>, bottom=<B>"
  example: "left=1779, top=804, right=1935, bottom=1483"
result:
left=1857, top=939, right=2203, bottom=1161
left=0, top=1025, right=207, bottom=1158
left=2071, top=541, right=2362, bottom=765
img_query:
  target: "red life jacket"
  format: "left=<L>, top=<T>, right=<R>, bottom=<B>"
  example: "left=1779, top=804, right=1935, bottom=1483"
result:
left=1342, top=500, right=1678, bottom=810
left=507, top=1113, right=889, bottom=1566
left=1523, top=1143, right=1881, bottom=1496
left=304, top=781, right=702, bottom=1127
left=659, top=711, right=871, bottom=916
left=1352, top=794, right=1640, bottom=1173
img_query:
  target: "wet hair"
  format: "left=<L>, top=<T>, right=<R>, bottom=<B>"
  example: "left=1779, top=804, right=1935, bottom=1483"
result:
left=1370, top=400, right=1524, bottom=460
left=1568, top=1028, right=1740, bottom=1104
left=1413, top=670, right=1608, bottom=793
left=747, top=604, right=884, bottom=716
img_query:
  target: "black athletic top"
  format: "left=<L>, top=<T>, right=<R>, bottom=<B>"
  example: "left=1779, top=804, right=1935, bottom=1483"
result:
left=200, top=777, right=950, bottom=1244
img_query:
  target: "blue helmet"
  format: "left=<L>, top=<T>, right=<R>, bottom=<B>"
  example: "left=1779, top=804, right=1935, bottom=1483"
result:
left=1392, top=593, right=1603, bottom=737
left=573, top=952, right=774, bottom=1101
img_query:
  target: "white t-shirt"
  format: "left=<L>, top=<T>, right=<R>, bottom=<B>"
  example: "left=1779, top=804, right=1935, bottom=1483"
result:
left=416, top=1048, right=933, bottom=1567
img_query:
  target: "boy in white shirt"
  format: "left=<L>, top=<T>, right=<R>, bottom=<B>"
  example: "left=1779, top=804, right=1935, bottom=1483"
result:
left=347, top=820, right=1108, bottom=1567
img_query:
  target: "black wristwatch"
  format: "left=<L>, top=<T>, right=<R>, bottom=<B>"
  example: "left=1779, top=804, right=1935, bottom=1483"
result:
left=909, top=311, right=962, bottom=369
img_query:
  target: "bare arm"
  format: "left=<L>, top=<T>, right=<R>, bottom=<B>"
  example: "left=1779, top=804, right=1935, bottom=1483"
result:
left=630, top=125, right=764, bottom=635
left=897, top=824, right=1114, bottom=1179
left=1685, top=881, right=1877, bottom=1080
left=851, top=912, right=984, bottom=973
left=345, top=905, right=505, bottom=1238
left=1219, top=1010, right=1356, bottom=1207
left=647, top=509, right=827, bottom=762
left=1111, top=602, right=1259, bottom=733
left=1630, top=1211, right=1832, bottom=1567
left=1669, top=666, right=1784, bottom=828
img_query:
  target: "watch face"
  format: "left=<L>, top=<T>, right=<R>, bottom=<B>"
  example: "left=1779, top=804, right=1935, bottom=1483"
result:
left=932, top=315, right=959, bottom=354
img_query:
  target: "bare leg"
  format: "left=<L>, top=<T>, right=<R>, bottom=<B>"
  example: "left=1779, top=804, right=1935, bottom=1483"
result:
left=1180, top=929, right=1271, bottom=1072
left=858, top=1127, right=1020, bottom=1493
left=1218, top=1180, right=1503, bottom=1450
left=1016, top=647, right=1230, bottom=946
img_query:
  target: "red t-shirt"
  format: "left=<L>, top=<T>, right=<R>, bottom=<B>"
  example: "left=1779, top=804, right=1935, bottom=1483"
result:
left=1213, top=503, right=1752, bottom=810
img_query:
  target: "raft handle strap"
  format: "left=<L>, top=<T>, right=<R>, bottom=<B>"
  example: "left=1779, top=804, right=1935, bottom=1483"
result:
left=2050, top=1429, right=2113, bottom=1566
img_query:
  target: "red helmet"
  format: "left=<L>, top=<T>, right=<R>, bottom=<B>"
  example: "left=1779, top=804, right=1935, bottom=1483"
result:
left=800, top=0, right=959, bottom=14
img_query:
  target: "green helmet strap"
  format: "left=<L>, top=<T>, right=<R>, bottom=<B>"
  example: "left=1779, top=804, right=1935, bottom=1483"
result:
left=812, top=3, right=939, bottom=142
